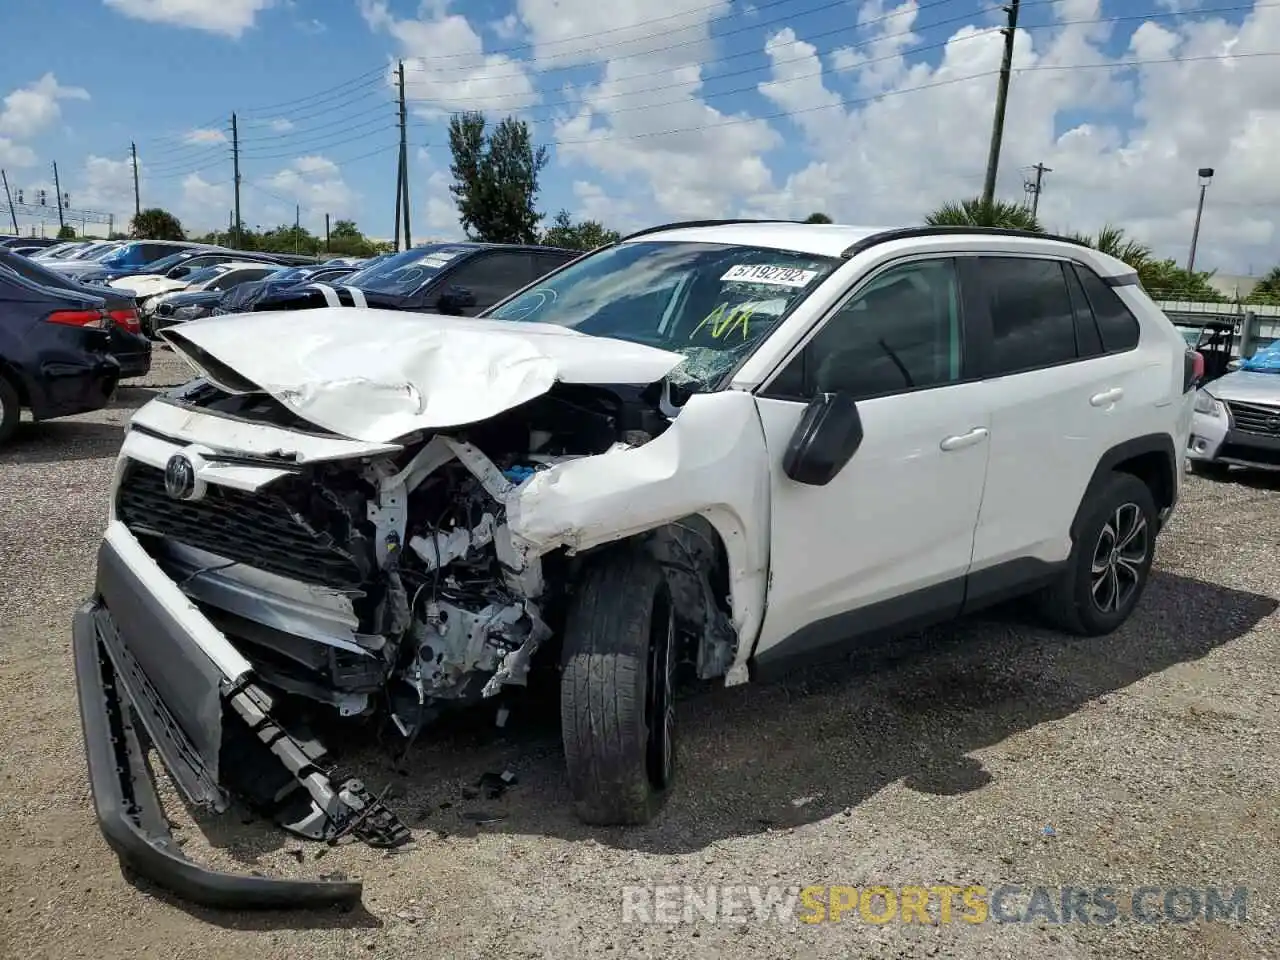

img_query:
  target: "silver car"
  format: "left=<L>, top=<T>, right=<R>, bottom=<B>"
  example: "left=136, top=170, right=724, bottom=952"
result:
left=1188, top=345, right=1280, bottom=474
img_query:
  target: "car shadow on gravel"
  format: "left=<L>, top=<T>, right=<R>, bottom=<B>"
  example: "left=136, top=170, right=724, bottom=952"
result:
left=371, top=570, right=1277, bottom=856
left=153, top=569, right=1276, bottom=929
left=0, top=418, right=126, bottom=464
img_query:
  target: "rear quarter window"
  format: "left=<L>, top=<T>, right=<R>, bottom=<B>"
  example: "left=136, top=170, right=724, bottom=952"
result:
left=1077, top=267, right=1141, bottom=352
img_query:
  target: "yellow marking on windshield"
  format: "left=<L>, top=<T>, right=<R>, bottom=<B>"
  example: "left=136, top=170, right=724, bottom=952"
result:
left=691, top=302, right=757, bottom=341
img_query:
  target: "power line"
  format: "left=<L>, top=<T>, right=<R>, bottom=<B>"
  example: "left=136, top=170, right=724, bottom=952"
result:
left=237, top=113, right=396, bottom=158
left=409, top=1, right=1275, bottom=113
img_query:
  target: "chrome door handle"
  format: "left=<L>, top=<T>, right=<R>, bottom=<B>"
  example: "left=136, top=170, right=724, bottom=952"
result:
left=940, top=427, right=989, bottom=451
left=1090, top=387, right=1124, bottom=407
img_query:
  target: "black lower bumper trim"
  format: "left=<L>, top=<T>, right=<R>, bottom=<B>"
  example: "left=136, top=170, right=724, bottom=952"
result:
left=73, top=599, right=364, bottom=910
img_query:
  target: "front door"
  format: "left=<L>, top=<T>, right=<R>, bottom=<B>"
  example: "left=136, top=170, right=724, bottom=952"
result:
left=749, top=256, right=992, bottom=670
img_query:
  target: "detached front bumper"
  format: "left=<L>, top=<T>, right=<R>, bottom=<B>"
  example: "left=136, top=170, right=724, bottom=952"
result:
left=71, top=529, right=364, bottom=910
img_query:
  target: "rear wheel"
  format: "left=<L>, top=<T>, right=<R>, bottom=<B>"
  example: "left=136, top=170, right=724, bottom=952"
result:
left=560, top=546, right=676, bottom=826
left=1038, top=471, right=1158, bottom=636
left=0, top=373, right=19, bottom=445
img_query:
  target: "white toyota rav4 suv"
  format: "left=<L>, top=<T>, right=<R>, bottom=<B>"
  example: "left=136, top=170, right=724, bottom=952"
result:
left=72, top=221, right=1197, bottom=908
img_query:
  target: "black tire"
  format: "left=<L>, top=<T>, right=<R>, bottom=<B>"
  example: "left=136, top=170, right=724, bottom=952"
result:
left=560, top=546, right=677, bottom=826
left=0, top=372, right=19, bottom=446
left=1038, top=471, right=1158, bottom=637
left=1189, top=459, right=1231, bottom=480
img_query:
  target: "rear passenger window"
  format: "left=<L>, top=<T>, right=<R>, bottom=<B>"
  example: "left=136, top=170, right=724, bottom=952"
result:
left=976, top=257, right=1077, bottom=374
left=1077, top=267, right=1141, bottom=352
left=1063, top=265, right=1103, bottom=358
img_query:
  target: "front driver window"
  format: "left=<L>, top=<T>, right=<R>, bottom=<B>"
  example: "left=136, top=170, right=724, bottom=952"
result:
left=772, top=258, right=962, bottom=401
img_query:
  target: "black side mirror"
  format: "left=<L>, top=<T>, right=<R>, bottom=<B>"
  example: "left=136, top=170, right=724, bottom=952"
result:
left=782, top=392, right=864, bottom=485
left=168, top=266, right=191, bottom=279
left=437, top=285, right=477, bottom=314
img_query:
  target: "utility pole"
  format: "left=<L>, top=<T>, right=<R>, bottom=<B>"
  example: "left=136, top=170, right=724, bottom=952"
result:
left=325, top=212, right=330, bottom=252
left=393, top=149, right=403, bottom=252
left=295, top=204, right=301, bottom=254
left=231, top=112, right=242, bottom=248
left=52, top=161, right=65, bottom=229
left=130, top=141, right=141, bottom=220
left=397, top=60, right=411, bottom=249
left=1, top=169, right=18, bottom=234
left=981, top=0, right=1020, bottom=209
left=1023, top=162, right=1051, bottom=220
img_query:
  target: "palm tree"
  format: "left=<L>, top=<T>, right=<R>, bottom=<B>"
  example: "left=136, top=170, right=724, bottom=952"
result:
left=1068, top=224, right=1153, bottom=271
left=924, top=198, right=1043, bottom=232
left=804, top=212, right=833, bottom=224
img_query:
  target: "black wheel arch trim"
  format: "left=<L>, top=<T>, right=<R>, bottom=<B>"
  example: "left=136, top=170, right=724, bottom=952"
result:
left=1070, top=433, right=1177, bottom=543
left=72, top=599, right=364, bottom=911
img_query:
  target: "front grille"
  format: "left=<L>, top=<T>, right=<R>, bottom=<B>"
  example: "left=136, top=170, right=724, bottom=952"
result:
left=1225, top=400, right=1280, bottom=436
left=1219, top=441, right=1280, bottom=467
left=117, top=462, right=367, bottom=589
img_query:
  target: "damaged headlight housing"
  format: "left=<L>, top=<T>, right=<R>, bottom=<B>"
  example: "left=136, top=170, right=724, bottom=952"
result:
left=174, top=305, right=204, bottom=320
left=1193, top=390, right=1223, bottom=416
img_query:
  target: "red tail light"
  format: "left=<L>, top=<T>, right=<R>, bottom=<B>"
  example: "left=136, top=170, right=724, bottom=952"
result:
left=45, top=309, right=106, bottom=328
left=1183, top=349, right=1206, bottom=392
left=108, top=308, right=140, bottom=334
left=1193, top=350, right=1205, bottom=381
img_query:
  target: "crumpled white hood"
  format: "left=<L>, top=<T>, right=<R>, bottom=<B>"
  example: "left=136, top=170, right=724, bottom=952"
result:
left=160, top=307, right=687, bottom=443
left=110, top=274, right=186, bottom=297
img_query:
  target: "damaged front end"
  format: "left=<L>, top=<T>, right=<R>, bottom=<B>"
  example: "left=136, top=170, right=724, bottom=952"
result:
left=74, top=311, right=759, bottom=907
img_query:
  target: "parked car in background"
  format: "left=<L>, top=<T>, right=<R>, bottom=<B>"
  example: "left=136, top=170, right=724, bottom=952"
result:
left=31, top=240, right=97, bottom=261
left=0, top=263, right=119, bottom=444
left=211, top=262, right=361, bottom=315
left=55, top=240, right=211, bottom=280
left=0, top=236, right=64, bottom=250
left=42, top=241, right=133, bottom=278
left=251, top=242, right=578, bottom=315
left=0, top=249, right=150, bottom=379
left=1187, top=341, right=1280, bottom=476
left=138, top=262, right=284, bottom=336
left=80, top=247, right=295, bottom=286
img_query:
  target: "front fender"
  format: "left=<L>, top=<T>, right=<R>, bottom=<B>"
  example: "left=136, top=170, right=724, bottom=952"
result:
left=506, top=390, right=770, bottom=670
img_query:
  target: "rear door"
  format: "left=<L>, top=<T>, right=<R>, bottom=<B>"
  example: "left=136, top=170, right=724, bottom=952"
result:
left=964, top=255, right=1147, bottom=580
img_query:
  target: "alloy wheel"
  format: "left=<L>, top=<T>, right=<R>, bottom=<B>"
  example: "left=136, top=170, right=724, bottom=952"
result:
left=1090, top=502, right=1149, bottom=614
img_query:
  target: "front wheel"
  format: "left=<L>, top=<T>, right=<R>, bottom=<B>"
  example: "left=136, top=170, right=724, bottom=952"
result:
left=1038, top=471, right=1158, bottom=636
left=560, top=546, right=677, bottom=826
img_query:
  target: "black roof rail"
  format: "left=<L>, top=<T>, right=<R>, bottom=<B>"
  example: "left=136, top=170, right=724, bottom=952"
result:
left=619, top=218, right=807, bottom=242
left=839, top=225, right=1091, bottom=259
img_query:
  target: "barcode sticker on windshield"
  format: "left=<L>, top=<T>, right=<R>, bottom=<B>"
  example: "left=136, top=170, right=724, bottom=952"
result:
left=721, top=264, right=818, bottom=288
left=419, top=254, right=455, bottom=268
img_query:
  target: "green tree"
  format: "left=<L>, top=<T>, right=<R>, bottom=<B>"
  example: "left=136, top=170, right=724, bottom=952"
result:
left=327, top=218, right=382, bottom=257
left=130, top=207, right=185, bottom=240
left=1246, top=266, right=1280, bottom=305
left=540, top=209, right=620, bottom=251
left=803, top=212, right=833, bottom=224
left=108, top=231, right=129, bottom=240
left=924, top=198, right=1043, bottom=232
left=448, top=111, right=549, bottom=243
left=56, top=224, right=76, bottom=239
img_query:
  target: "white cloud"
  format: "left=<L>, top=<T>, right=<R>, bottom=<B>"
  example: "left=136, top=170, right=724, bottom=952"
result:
left=179, top=173, right=230, bottom=229
left=184, top=128, right=227, bottom=145
left=360, top=0, right=537, bottom=116
left=269, top=118, right=294, bottom=132
left=541, top=0, right=781, bottom=222
left=745, top=0, right=1280, bottom=271
left=102, top=0, right=274, bottom=38
left=0, top=73, right=89, bottom=139
left=260, top=155, right=357, bottom=218
left=0, top=138, right=37, bottom=167
left=420, top=169, right=461, bottom=238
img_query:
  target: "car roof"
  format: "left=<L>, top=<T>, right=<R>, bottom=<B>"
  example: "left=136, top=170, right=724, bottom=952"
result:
left=623, top=221, right=1136, bottom=279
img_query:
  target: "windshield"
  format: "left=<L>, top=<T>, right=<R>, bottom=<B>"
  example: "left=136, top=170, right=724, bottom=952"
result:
left=35, top=243, right=79, bottom=259
left=343, top=244, right=472, bottom=296
left=488, top=240, right=842, bottom=391
left=185, top=265, right=232, bottom=286
left=66, top=242, right=114, bottom=261
left=145, top=251, right=193, bottom=273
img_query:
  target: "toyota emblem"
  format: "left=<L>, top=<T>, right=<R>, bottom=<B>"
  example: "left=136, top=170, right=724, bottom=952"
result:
left=164, top=453, right=198, bottom=500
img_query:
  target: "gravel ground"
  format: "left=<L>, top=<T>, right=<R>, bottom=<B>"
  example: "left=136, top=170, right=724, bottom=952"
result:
left=1, top=349, right=1278, bottom=959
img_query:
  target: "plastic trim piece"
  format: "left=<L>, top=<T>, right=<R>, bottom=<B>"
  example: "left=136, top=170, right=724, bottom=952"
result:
left=72, top=600, right=364, bottom=910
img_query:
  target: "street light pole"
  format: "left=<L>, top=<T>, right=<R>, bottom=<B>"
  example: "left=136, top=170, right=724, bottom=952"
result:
left=1187, top=166, right=1214, bottom=275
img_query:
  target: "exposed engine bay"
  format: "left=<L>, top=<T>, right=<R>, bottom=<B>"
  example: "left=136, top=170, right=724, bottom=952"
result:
left=113, top=374, right=738, bottom=845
